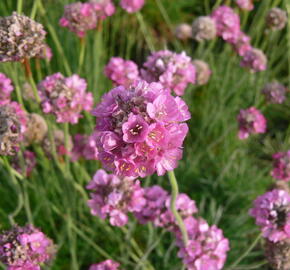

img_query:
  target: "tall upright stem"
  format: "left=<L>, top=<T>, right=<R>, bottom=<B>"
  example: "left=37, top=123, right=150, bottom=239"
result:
left=78, top=37, right=86, bottom=74
left=17, top=0, right=23, bottom=14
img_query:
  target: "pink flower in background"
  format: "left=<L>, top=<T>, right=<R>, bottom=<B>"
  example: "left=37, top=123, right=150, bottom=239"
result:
left=87, top=169, right=146, bottom=226
left=92, top=80, right=190, bottom=177
left=236, top=0, right=254, bottom=11
left=211, top=6, right=241, bottom=43
left=104, top=57, right=140, bottom=87
left=0, top=225, right=55, bottom=270
left=71, top=134, right=99, bottom=161
left=240, top=48, right=267, bottom=72
left=89, top=260, right=121, bottom=270
left=232, top=32, right=252, bottom=56
left=37, top=45, right=53, bottom=61
left=38, top=73, right=93, bottom=124
left=249, top=189, right=290, bottom=242
left=0, top=73, right=14, bottom=105
left=262, top=82, right=286, bottom=104
left=89, top=0, right=115, bottom=20
left=141, top=50, right=196, bottom=96
left=59, top=2, right=97, bottom=37
left=120, top=0, right=145, bottom=13
left=9, top=101, right=27, bottom=134
left=272, top=151, right=290, bottom=182
left=12, top=150, right=36, bottom=177
left=237, top=107, right=266, bottom=139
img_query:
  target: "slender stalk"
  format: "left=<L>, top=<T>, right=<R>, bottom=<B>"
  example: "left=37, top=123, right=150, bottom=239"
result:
left=64, top=122, right=71, bottom=172
left=136, top=12, right=155, bottom=52
left=78, top=37, right=86, bottom=74
left=167, top=170, right=189, bottom=246
left=17, top=0, right=23, bottom=14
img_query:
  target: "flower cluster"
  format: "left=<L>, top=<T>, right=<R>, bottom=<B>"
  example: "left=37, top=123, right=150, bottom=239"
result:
left=192, top=16, right=217, bottom=42
left=0, top=73, right=14, bottom=105
left=12, top=150, right=36, bottom=177
left=0, top=225, right=55, bottom=270
left=141, top=50, right=196, bottom=95
left=105, top=57, right=140, bottom=87
left=89, top=0, right=115, bottom=20
left=87, top=169, right=146, bottom=226
left=92, top=80, right=190, bottom=177
left=249, top=189, right=290, bottom=242
left=0, top=12, right=46, bottom=62
left=71, top=134, right=99, bottom=161
left=120, top=0, right=145, bottom=13
left=262, top=82, right=286, bottom=104
left=237, top=107, right=266, bottom=139
left=89, top=260, right=121, bottom=270
left=266, top=8, right=288, bottom=31
left=192, top=60, right=211, bottom=85
left=24, top=113, right=48, bottom=145
left=272, top=151, right=290, bottom=182
left=38, top=73, right=93, bottom=124
left=235, top=0, right=254, bottom=11
left=37, top=45, right=53, bottom=61
left=174, top=23, right=192, bottom=40
left=240, top=48, right=267, bottom=72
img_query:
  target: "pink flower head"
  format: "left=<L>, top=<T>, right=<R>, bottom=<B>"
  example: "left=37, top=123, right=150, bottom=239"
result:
left=37, top=45, right=53, bottom=61
left=272, top=151, right=290, bottom=182
left=91, top=80, right=190, bottom=177
left=235, top=0, right=254, bottom=11
left=71, top=134, right=99, bottom=161
left=141, top=50, right=196, bottom=96
left=249, top=189, right=290, bottom=242
left=262, top=82, right=286, bottom=104
left=38, top=73, right=93, bottom=124
left=89, top=0, right=115, bottom=20
left=9, top=101, right=27, bottom=135
left=0, top=225, right=55, bottom=269
left=89, top=260, right=121, bottom=270
left=211, top=6, right=241, bottom=43
left=12, top=150, right=36, bottom=177
left=87, top=169, right=146, bottom=226
left=237, top=107, right=266, bottom=139
left=177, top=217, right=230, bottom=270
left=120, top=0, right=145, bottom=13
left=59, top=2, right=97, bottom=37
left=104, top=57, right=140, bottom=87
left=232, top=31, right=252, bottom=56
left=240, top=48, right=267, bottom=72
left=0, top=73, right=14, bottom=105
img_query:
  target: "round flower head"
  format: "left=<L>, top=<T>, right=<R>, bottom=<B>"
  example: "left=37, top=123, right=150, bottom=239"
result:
left=89, top=0, right=115, bottom=20
left=92, top=80, right=190, bottom=177
left=211, top=6, right=241, bottom=43
left=192, top=60, right=211, bottom=85
left=37, top=44, right=53, bottom=61
left=232, top=31, right=252, bottom=56
left=38, top=73, right=93, bottom=124
left=175, top=23, right=192, bottom=40
left=235, top=0, right=254, bottom=11
left=272, top=151, right=290, bottom=182
left=237, top=107, right=266, bottom=139
left=176, top=217, right=230, bottom=270
left=0, top=12, right=46, bottom=62
left=59, top=2, right=97, bottom=38
left=262, top=82, right=286, bottom=104
left=265, top=239, right=290, bottom=270
left=141, top=50, right=196, bottom=96
left=24, top=113, right=48, bottom=145
left=87, top=169, right=146, bottom=226
left=12, top=150, right=36, bottom=177
left=71, top=134, right=99, bottom=161
left=249, top=189, right=290, bottom=242
left=192, top=16, right=217, bottom=42
left=266, top=8, right=287, bottom=31
left=89, top=260, right=121, bottom=270
left=120, top=0, right=145, bottom=13
left=240, top=48, right=267, bottom=72
left=0, top=73, right=13, bottom=105
left=0, top=225, right=55, bottom=269
left=104, top=57, right=140, bottom=87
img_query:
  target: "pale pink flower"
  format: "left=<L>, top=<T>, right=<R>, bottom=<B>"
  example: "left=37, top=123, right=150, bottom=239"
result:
left=0, top=73, right=14, bottom=105
left=120, top=0, right=145, bottom=13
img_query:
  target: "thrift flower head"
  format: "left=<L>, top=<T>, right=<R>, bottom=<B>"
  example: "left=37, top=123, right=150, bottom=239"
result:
left=265, top=239, right=290, bottom=270
left=38, top=73, right=93, bottom=124
left=37, top=45, right=53, bottom=61
left=89, top=0, right=115, bottom=20
left=262, top=82, right=286, bottom=104
left=120, top=0, right=145, bottom=13
left=266, top=8, right=287, bottom=31
left=92, top=80, right=190, bottom=177
left=237, top=107, right=266, bottom=139
left=235, top=0, right=254, bottom=11
left=0, top=73, right=14, bottom=105
left=232, top=32, right=252, bottom=56
left=87, top=169, right=146, bottom=226
left=192, top=16, right=217, bottom=42
left=59, top=2, right=97, bottom=38
left=12, top=150, right=36, bottom=177
left=175, top=23, right=192, bottom=40
left=272, top=151, right=290, bottom=182
left=192, top=60, right=211, bottom=85
left=105, top=57, right=140, bottom=87
left=89, top=260, right=121, bottom=270
left=0, top=12, right=46, bottom=62
left=141, top=50, right=196, bottom=96
left=24, top=113, right=48, bottom=145
left=240, top=48, right=267, bottom=72
left=71, top=134, right=99, bottom=161
left=0, top=225, right=55, bottom=270
left=211, top=6, right=241, bottom=43
left=249, top=189, right=290, bottom=242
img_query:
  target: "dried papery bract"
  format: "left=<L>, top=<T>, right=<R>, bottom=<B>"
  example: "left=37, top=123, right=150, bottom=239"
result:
left=89, top=260, right=121, bottom=270
left=192, top=16, right=217, bottom=42
left=175, top=23, right=192, bottom=40
left=262, top=82, right=286, bottom=104
left=266, top=8, right=287, bottom=31
left=24, top=113, right=48, bottom=145
left=0, top=12, right=46, bottom=62
left=192, top=60, right=211, bottom=85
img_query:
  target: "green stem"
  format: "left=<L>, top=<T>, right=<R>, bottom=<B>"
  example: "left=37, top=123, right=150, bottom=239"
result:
left=64, top=122, right=71, bottom=172
left=17, top=0, right=23, bottom=13
left=78, top=37, right=86, bottom=74
left=136, top=12, right=155, bottom=52
left=167, top=170, right=189, bottom=246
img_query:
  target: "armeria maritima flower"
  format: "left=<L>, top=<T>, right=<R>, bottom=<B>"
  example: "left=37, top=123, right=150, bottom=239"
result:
left=232, top=31, right=252, bottom=56
left=0, top=73, right=14, bottom=105
left=0, top=225, right=55, bottom=270
left=266, top=8, right=288, bottom=31
left=272, top=151, right=290, bottom=182
left=120, top=0, right=145, bottom=13
left=71, top=134, right=99, bottom=161
left=192, top=60, right=211, bottom=85
left=87, top=169, right=146, bottom=226
left=38, top=73, right=93, bottom=124
left=89, top=0, right=115, bottom=20
left=240, top=48, right=267, bottom=72
left=89, top=260, right=121, bottom=270
left=175, top=23, right=192, bottom=40
left=92, top=80, right=190, bottom=177
left=141, top=50, right=196, bottom=96
left=192, top=16, right=217, bottom=42
left=24, top=113, right=48, bottom=145
left=262, top=82, right=286, bottom=104
left=0, top=12, right=46, bottom=62
left=235, top=0, right=254, bottom=11
left=249, top=189, right=290, bottom=242
left=105, top=57, right=140, bottom=87
left=237, top=107, right=266, bottom=139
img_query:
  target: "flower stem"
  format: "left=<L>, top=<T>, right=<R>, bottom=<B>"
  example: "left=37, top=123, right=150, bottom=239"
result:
left=17, top=0, right=23, bottom=14
left=64, top=122, right=71, bottom=172
left=78, top=37, right=86, bottom=74
left=167, top=170, right=189, bottom=246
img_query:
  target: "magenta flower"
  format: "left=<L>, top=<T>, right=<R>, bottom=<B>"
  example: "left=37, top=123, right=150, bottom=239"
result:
left=120, top=0, right=145, bottom=13
left=59, top=2, right=97, bottom=37
left=87, top=169, right=146, bottom=226
left=237, top=107, right=266, bottom=139
left=89, top=260, right=121, bottom=270
left=232, top=32, right=252, bottom=56
left=249, top=189, right=290, bottom=242
left=211, top=6, right=241, bottom=44
left=240, top=48, right=267, bottom=72
left=92, top=80, right=190, bottom=177
left=0, top=225, right=55, bottom=270
left=37, top=45, right=53, bottom=61
left=272, top=151, right=290, bottom=182
left=262, top=82, right=286, bottom=104
left=141, top=50, right=196, bottom=96
left=235, top=0, right=254, bottom=11
left=38, top=73, right=93, bottom=124
left=72, top=134, right=99, bottom=161
left=0, top=73, right=13, bottom=105
left=12, top=150, right=36, bottom=177
left=104, top=57, right=140, bottom=87
left=89, top=0, right=115, bottom=20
